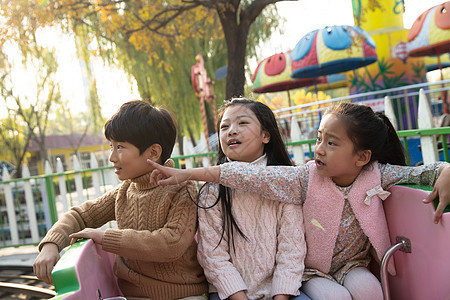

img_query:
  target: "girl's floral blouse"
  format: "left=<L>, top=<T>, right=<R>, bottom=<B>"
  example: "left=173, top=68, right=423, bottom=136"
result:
left=219, top=161, right=448, bottom=205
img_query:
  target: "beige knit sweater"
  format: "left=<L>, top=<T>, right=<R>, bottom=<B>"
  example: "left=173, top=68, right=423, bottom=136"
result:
left=197, top=156, right=306, bottom=299
left=39, top=169, right=208, bottom=299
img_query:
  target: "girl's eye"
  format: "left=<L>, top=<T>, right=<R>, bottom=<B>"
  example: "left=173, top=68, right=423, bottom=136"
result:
left=239, top=121, right=248, bottom=125
left=316, top=137, right=322, bottom=142
left=117, top=145, right=123, bottom=149
left=220, top=124, right=229, bottom=130
left=328, top=141, right=335, bottom=146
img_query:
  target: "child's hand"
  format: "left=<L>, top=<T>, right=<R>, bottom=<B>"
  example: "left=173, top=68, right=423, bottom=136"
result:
left=229, top=291, right=249, bottom=300
left=273, top=295, right=290, bottom=300
left=423, top=165, right=450, bottom=224
left=33, top=243, right=60, bottom=285
left=69, top=228, right=104, bottom=245
left=147, top=159, right=192, bottom=186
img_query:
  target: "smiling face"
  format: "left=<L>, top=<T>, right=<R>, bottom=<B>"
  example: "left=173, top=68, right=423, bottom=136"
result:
left=219, top=104, right=270, bottom=163
left=109, top=140, right=156, bottom=180
left=314, top=114, right=370, bottom=186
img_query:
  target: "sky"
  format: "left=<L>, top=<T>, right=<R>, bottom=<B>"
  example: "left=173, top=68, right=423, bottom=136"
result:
left=3, top=0, right=446, bottom=119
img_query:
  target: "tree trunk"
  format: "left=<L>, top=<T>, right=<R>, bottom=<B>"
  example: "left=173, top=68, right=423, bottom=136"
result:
left=205, top=101, right=217, bottom=134
left=218, top=0, right=280, bottom=99
left=188, top=126, right=197, bottom=148
left=224, top=30, right=248, bottom=99
left=218, top=6, right=249, bottom=100
left=39, top=145, right=48, bottom=168
left=176, top=130, right=184, bottom=156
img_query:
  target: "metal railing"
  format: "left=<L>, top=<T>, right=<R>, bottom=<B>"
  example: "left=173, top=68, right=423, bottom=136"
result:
left=273, top=79, right=450, bottom=133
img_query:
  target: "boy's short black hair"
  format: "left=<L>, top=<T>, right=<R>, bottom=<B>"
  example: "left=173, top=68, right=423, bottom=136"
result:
left=104, top=100, right=177, bottom=162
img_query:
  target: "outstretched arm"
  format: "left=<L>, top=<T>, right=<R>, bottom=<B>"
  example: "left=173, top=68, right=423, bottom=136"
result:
left=423, top=164, right=450, bottom=224
left=381, top=162, right=450, bottom=224
left=147, top=159, right=220, bottom=186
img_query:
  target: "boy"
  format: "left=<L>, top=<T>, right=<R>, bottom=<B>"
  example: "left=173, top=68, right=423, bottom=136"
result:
left=33, top=100, right=208, bottom=299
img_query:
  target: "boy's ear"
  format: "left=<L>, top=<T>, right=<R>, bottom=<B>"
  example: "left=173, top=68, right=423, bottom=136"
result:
left=262, top=131, right=271, bottom=144
left=355, top=149, right=372, bottom=167
left=146, top=144, right=163, bottom=163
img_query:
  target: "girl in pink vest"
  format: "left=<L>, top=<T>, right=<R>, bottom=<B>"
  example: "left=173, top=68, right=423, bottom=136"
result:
left=148, top=102, right=450, bottom=300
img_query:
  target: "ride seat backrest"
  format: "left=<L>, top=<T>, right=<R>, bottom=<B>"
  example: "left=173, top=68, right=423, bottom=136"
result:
left=383, top=185, right=450, bottom=300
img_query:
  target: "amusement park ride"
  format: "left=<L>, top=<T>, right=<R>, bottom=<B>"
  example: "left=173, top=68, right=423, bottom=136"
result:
left=46, top=185, right=450, bottom=300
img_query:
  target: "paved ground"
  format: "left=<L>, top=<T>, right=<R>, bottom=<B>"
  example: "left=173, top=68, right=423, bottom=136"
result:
left=0, top=245, right=39, bottom=268
left=0, top=246, right=55, bottom=299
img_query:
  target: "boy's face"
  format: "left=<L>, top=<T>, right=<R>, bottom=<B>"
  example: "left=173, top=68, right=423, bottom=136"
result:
left=109, top=140, right=154, bottom=180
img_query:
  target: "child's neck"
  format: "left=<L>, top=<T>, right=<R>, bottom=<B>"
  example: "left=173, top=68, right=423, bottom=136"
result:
left=227, top=154, right=266, bottom=163
left=331, top=168, right=363, bottom=187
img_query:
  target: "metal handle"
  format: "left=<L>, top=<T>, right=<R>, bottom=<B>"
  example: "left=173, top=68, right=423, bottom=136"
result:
left=380, top=236, right=411, bottom=300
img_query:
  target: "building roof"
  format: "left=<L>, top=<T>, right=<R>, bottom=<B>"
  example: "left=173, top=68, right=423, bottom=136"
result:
left=28, top=133, right=108, bottom=151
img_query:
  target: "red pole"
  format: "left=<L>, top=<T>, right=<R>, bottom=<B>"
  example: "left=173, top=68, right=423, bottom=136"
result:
left=199, top=98, right=211, bottom=151
left=191, top=54, right=217, bottom=152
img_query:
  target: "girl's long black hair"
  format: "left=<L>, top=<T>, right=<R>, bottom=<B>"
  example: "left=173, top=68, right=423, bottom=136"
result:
left=199, top=98, right=292, bottom=250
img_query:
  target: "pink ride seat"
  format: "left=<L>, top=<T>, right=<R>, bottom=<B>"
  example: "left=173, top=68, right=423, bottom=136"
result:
left=50, top=239, right=123, bottom=299
left=383, top=185, right=450, bottom=300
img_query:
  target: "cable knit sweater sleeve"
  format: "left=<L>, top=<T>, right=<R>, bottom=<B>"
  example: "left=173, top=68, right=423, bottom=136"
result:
left=197, top=184, right=248, bottom=299
left=101, top=181, right=199, bottom=262
left=38, top=187, right=119, bottom=252
left=272, top=202, right=306, bottom=297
